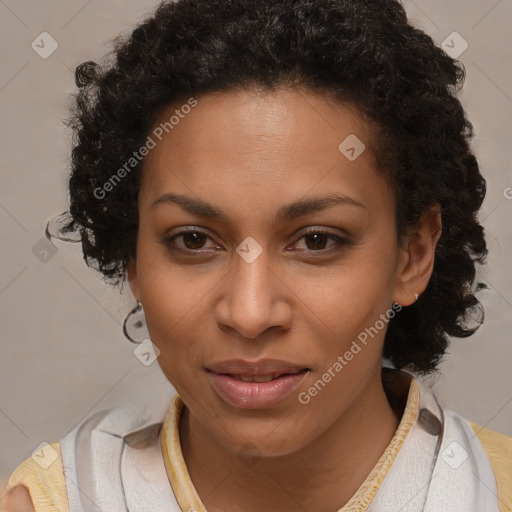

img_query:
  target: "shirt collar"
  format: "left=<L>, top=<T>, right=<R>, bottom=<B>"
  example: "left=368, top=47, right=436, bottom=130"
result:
left=160, top=369, right=420, bottom=512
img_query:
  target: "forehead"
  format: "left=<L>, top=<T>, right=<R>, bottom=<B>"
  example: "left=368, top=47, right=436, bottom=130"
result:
left=139, top=87, right=393, bottom=221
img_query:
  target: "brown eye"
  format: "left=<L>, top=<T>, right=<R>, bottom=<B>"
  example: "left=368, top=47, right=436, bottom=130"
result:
left=291, top=229, right=352, bottom=254
left=163, top=229, right=219, bottom=254
left=181, top=232, right=208, bottom=250
left=303, top=232, right=330, bottom=250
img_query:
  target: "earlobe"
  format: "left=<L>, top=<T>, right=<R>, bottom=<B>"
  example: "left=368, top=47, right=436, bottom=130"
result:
left=393, top=204, right=442, bottom=306
left=127, top=258, right=140, bottom=301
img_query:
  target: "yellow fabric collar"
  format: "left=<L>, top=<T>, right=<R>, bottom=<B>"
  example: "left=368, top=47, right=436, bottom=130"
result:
left=160, top=369, right=420, bottom=512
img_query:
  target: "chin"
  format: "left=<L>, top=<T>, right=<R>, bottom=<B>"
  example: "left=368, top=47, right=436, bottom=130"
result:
left=216, top=419, right=310, bottom=460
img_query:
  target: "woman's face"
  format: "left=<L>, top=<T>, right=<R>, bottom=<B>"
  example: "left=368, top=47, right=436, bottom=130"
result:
left=129, top=87, right=415, bottom=457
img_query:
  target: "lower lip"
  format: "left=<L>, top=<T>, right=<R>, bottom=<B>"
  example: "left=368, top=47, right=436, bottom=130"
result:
left=208, top=370, right=308, bottom=409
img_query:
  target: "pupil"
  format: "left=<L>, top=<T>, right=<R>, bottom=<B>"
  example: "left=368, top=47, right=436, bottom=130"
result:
left=307, top=233, right=326, bottom=250
left=184, top=232, right=205, bottom=249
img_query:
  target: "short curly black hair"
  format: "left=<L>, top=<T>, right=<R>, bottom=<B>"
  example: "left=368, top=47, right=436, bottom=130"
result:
left=61, top=0, right=488, bottom=374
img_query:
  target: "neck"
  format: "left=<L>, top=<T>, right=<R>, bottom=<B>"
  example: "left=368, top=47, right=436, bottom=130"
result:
left=179, top=367, right=403, bottom=512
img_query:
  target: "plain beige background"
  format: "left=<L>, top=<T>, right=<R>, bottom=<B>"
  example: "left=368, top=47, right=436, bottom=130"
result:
left=1, top=0, right=511, bottom=487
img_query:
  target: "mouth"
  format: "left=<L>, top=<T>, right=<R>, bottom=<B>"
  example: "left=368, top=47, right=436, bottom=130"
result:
left=205, top=360, right=311, bottom=409
left=211, top=369, right=310, bottom=383
left=205, top=358, right=310, bottom=376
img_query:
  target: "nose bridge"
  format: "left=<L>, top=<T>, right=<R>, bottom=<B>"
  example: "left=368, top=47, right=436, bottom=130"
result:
left=233, top=241, right=272, bottom=311
left=219, top=239, right=285, bottom=339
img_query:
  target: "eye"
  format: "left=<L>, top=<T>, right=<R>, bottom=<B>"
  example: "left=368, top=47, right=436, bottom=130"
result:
left=163, top=228, right=220, bottom=254
left=290, top=229, right=352, bottom=253
left=163, top=227, right=353, bottom=256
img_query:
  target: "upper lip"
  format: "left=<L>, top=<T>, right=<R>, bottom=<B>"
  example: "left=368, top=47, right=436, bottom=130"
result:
left=206, top=358, right=310, bottom=377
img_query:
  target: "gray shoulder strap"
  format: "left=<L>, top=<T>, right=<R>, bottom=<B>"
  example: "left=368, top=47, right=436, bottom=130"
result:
left=59, top=397, right=181, bottom=512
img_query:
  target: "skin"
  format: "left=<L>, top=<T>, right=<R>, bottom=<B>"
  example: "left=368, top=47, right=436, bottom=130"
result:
left=1, top=484, right=35, bottom=512
left=126, top=87, right=441, bottom=512
left=2, top=86, right=441, bottom=512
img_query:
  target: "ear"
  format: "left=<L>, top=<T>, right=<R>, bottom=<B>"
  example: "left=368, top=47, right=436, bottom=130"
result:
left=127, top=257, right=140, bottom=301
left=393, top=204, right=442, bottom=307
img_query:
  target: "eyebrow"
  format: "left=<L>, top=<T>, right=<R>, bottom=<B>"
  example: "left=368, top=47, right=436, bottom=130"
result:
left=150, top=192, right=366, bottom=222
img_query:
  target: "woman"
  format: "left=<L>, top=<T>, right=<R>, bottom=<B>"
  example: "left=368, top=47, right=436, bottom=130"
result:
left=2, top=0, right=511, bottom=511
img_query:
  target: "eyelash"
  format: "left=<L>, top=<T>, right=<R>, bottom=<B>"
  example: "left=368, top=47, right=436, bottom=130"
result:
left=162, top=227, right=353, bottom=257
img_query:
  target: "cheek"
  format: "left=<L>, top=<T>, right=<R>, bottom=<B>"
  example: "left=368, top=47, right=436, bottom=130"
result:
left=291, top=259, right=394, bottom=342
left=139, top=272, right=206, bottom=365
left=288, top=254, right=398, bottom=382
left=135, top=227, right=209, bottom=332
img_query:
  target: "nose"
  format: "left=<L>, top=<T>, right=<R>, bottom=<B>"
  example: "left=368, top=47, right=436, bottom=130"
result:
left=214, top=244, right=292, bottom=340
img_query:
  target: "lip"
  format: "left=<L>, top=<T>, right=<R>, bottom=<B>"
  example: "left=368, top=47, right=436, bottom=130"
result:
left=206, top=359, right=310, bottom=409
left=205, top=358, right=309, bottom=376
